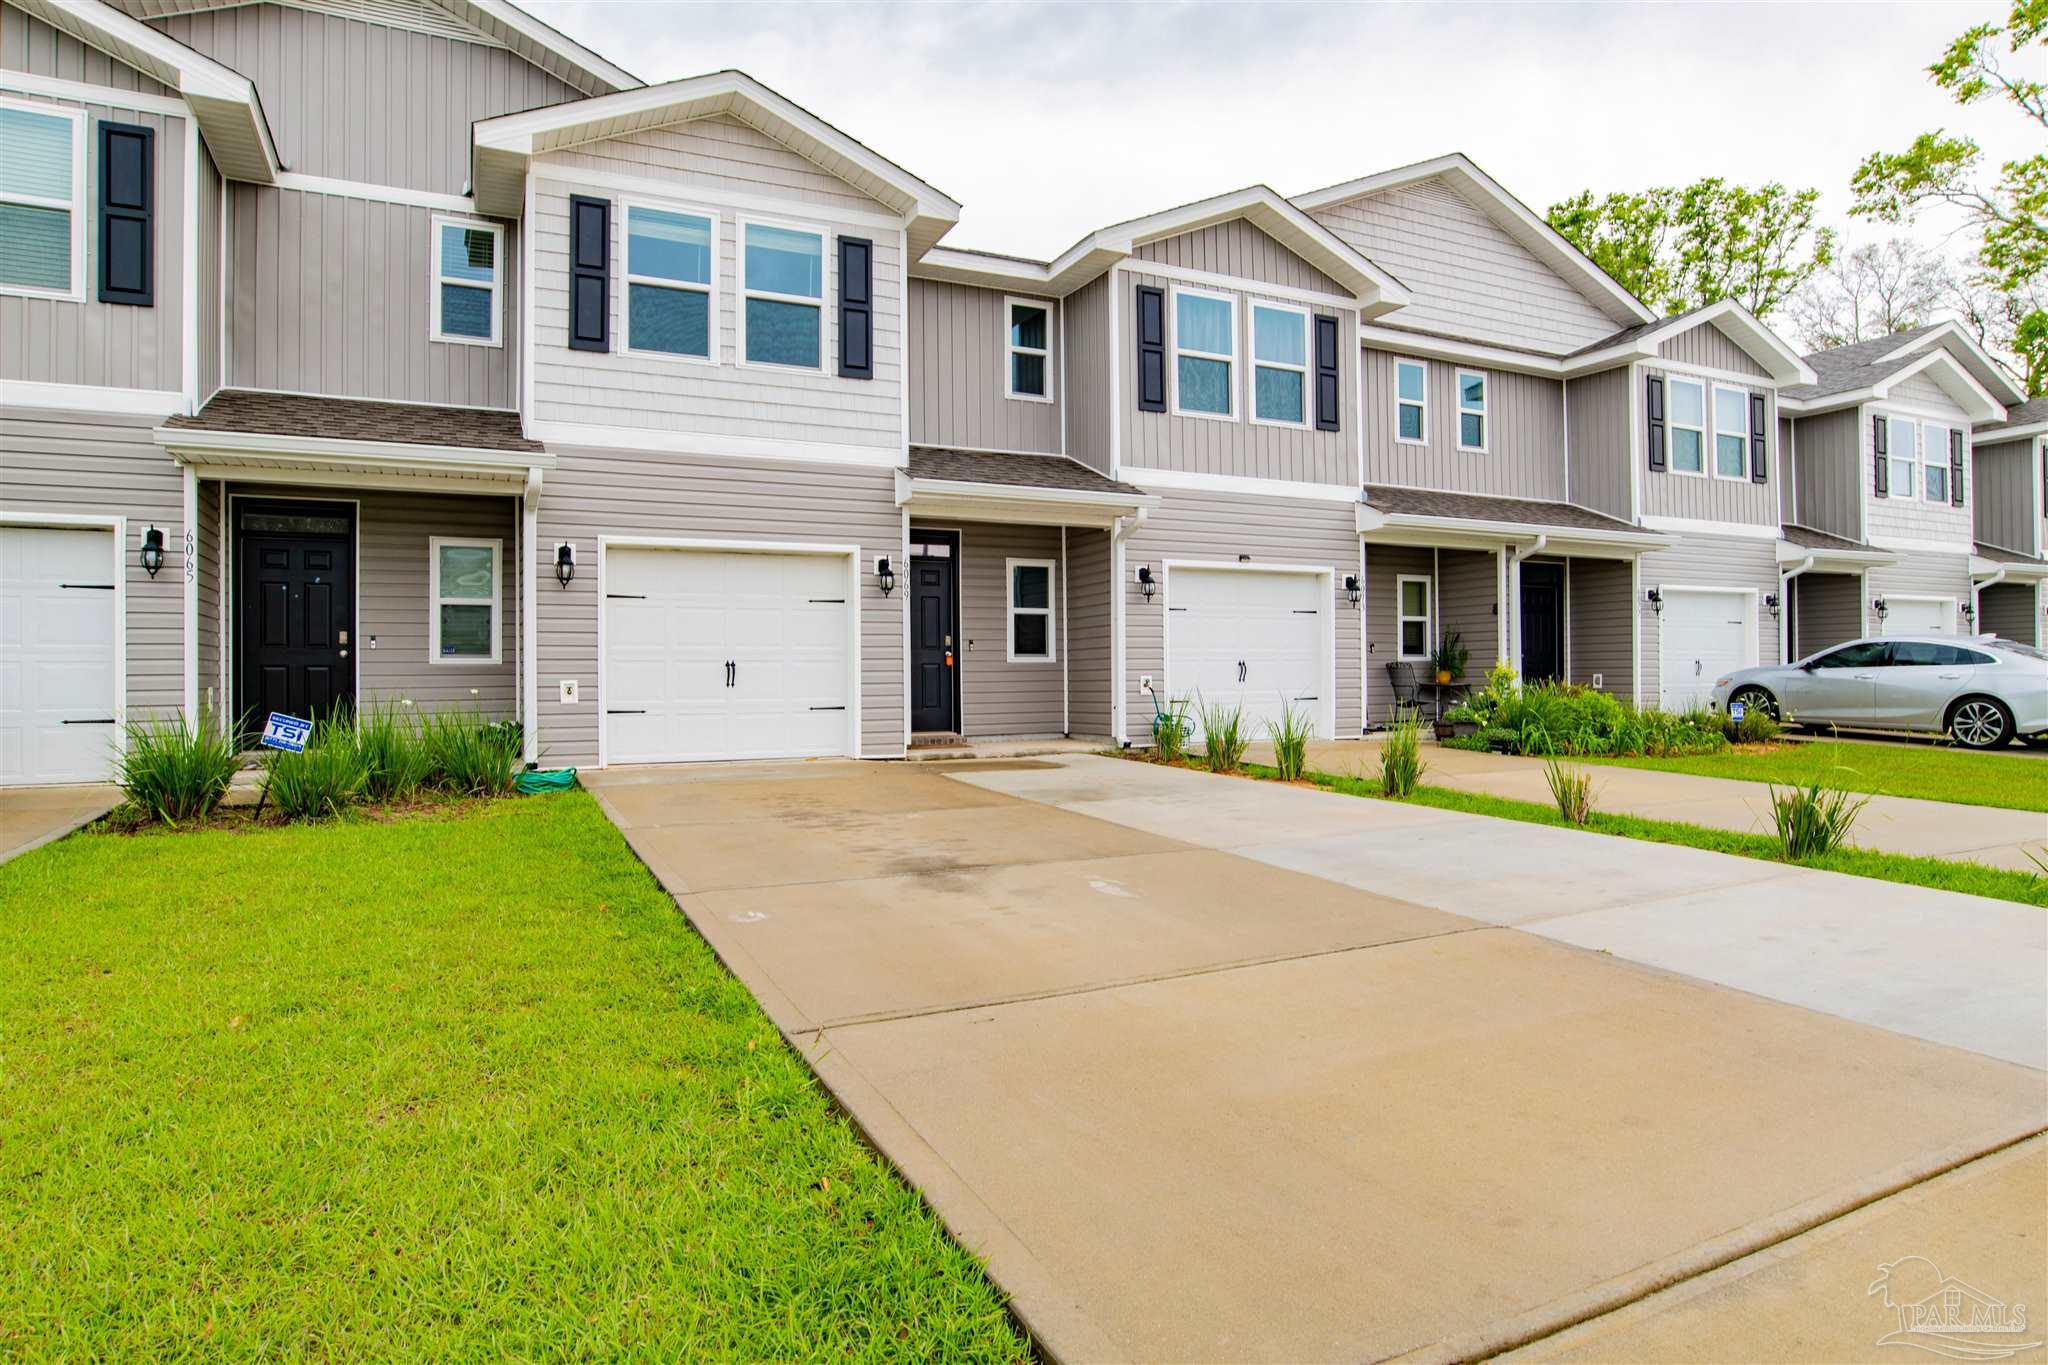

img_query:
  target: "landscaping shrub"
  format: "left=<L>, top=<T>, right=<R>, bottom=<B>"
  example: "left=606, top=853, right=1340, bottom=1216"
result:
left=1768, top=779, right=1870, bottom=860
left=1441, top=674, right=1727, bottom=760
left=1198, top=698, right=1249, bottom=773
left=1544, top=758, right=1595, bottom=825
left=116, top=709, right=241, bottom=826
left=346, top=703, right=433, bottom=802
left=420, top=708, right=522, bottom=796
left=263, top=731, right=369, bottom=821
left=1377, top=714, right=1426, bottom=797
left=1153, top=694, right=1194, bottom=764
left=1725, top=704, right=1782, bottom=745
left=1266, top=701, right=1312, bottom=782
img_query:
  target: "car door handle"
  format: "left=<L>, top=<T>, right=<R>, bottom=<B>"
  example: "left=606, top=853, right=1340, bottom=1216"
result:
left=1853, top=673, right=1875, bottom=680
left=1937, top=672, right=1963, bottom=679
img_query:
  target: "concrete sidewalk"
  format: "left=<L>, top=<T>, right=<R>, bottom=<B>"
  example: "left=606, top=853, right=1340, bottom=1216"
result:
left=0, top=784, right=119, bottom=865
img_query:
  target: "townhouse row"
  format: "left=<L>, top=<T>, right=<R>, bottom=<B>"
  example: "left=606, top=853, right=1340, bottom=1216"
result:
left=3, top=0, right=2043, bottom=785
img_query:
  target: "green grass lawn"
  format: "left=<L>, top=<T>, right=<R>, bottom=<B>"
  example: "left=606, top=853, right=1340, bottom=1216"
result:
left=0, top=793, right=1025, bottom=1361
left=1591, top=739, right=2048, bottom=813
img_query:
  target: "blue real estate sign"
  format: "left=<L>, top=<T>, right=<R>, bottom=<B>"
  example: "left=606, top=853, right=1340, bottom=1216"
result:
left=260, top=712, right=312, bottom=753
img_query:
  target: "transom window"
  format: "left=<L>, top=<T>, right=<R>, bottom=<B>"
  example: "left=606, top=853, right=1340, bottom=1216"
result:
left=430, top=537, right=501, bottom=665
left=1394, top=360, right=1426, bottom=443
left=1456, top=370, right=1487, bottom=452
left=0, top=100, right=84, bottom=298
left=625, top=203, right=714, bottom=360
left=1713, top=386, right=1748, bottom=479
left=431, top=216, right=501, bottom=346
left=1172, top=288, right=1236, bottom=418
left=1007, top=298, right=1051, bottom=401
left=1007, top=559, right=1056, bottom=662
left=1251, top=302, right=1308, bottom=426
left=741, top=220, right=824, bottom=369
left=1397, top=575, right=1432, bottom=660
left=1887, top=415, right=1916, bottom=498
left=1921, top=421, right=1952, bottom=503
left=1668, top=378, right=1706, bottom=475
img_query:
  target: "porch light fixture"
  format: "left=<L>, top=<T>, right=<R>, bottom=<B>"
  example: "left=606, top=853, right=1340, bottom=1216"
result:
left=875, top=556, right=896, bottom=596
left=1872, top=596, right=1889, bottom=623
left=1961, top=601, right=1976, bottom=626
left=1764, top=592, right=1780, bottom=621
left=554, top=542, right=575, bottom=588
left=1344, top=574, right=1362, bottom=608
left=1645, top=587, right=1663, bottom=615
left=1135, top=564, right=1156, bottom=600
left=139, top=526, right=165, bottom=578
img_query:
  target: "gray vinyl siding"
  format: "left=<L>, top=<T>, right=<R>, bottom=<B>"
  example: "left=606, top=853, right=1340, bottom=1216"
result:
left=1890, top=370, right=1955, bottom=408
left=1867, top=398, right=1973, bottom=550
left=1792, top=571, right=1863, bottom=658
left=1365, top=348, right=1564, bottom=498
left=1065, top=525, right=1113, bottom=736
left=1132, top=219, right=1344, bottom=293
left=1306, top=176, right=1621, bottom=353
left=3, top=2, right=172, bottom=95
left=1777, top=415, right=1795, bottom=523
left=1972, top=436, right=2039, bottom=556
left=1978, top=581, right=2041, bottom=648
left=0, top=409, right=185, bottom=718
left=1364, top=543, right=1433, bottom=722
left=1657, top=321, right=1766, bottom=376
left=908, top=280, right=1059, bottom=455
left=197, top=141, right=222, bottom=400
left=1565, top=366, right=1631, bottom=520
left=1638, top=533, right=1779, bottom=709
left=1121, top=269, right=1357, bottom=485
left=1062, top=273, right=1112, bottom=472
left=536, top=114, right=879, bottom=216
left=1436, top=548, right=1499, bottom=681
left=533, top=447, right=904, bottom=765
left=1866, top=548, right=1972, bottom=636
left=1567, top=557, right=1633, bottom=697
left=225, top=185, right=519, bottom=407
left=197, top=477, right=221, bottom=720
left=149, top=2, right=583, bottom=195
left=1125, top=491, right=1363, bottom=736
left=926, top=520, right=1066, bottom=738
left=0, top=91, right=187, bottom=395
left=1791, top=408, right=1862, bottom=541
left=1640, top=368, right=1778, bottom=525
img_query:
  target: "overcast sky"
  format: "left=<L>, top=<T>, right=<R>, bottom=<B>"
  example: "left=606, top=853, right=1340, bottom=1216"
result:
left=523, top=1, right=2030, bottom=264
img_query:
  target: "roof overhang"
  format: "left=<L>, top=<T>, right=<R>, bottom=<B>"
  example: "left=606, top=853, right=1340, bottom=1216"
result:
left=472, top=70, right=960, bottom=255
left=1780, top=348, right=2008, bottom=421
left=1775, top=539, right=1895, bottom=570
left=14, top=0, right=279, bottom=181
left=1975, top=420, right=2048, bottom=444
left=894, top=471, right=1158, bottom=530
left=1873, top=322, right=2027, bottom=407
left=440, top=0, right=640, bottom=96
left=1355, top=504, right=1673, bottom=560
left=1564, top=301, right=1816, bottom=385
left=156, top=426, right=553, bottom=496
left=1971, top=553, right=2048, bottom=582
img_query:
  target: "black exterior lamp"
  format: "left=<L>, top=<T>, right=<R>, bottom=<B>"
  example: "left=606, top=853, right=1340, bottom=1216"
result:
left=1645, top=586, right=1663, bottom=615
left=1135, top=564, right=1156, bottom=600
left=139, top=525, right=165, bottom=578
left=554, top=541, right=575, bottom=587
left=1961, top=600, right=1976, bottom=627
left=875, top=556, right=896, bottom=596
left=1344, top=574, right=1362, bottom=608
left=1764, top=592, right=1780, bottom=621
left=1872, top=596, right=1889, bottom=624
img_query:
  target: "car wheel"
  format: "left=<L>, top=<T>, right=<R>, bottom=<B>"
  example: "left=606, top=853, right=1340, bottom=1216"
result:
left=1729, top=686, right=1779, bottom=721
left=1947, top=696, right=2014, bottom=749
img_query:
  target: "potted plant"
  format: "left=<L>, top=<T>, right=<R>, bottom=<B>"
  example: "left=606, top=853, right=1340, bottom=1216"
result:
left=1438, top=703, right=1482, bottom=741
left=1432, top=631, right=1467, bottom=686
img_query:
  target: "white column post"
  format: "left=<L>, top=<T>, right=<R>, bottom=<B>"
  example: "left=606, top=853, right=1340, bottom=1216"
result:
left=521, top=468, right=540, bottom=768
left=182, top=462, right=199, bottom=729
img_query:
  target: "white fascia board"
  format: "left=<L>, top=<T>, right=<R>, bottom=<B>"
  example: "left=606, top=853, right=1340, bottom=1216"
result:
left=1357, top=504, right=1672, bottom=554
left=1974, top=420, right=2048, bottom=443
left=1875, top=322, right=2027, bottom=406
left=1101, top=185, right=1408, bottom=309
left=155, top=427, right=555, bottom=476
left=455, top=0, right=644, bottom=94
left=1776, top=540, right=1895, bottom=568
left=1875, top=349, right=2006, bottom=422
left=897, top=472, right=1156, bottom=519
left=1562, top=302, right=1815, bottom=386
left=1972, top=554, right=2048, bottom=580
left=1361, top=325, right=1575, bottom=378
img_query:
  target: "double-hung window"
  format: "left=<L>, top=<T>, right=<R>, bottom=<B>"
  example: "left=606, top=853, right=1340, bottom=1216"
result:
left=430, top=537, right=502, bottom=665
left=1456, top=370, right=1487, bottom=452
left=1668, top=378, right=1706, bottom=474
left=1007, top=559, right=1056, bottom=662
left=431, top=216, right=501, bottom=346
left=0, top=99, right=84, bottom=298
left=1887, top=415, right=1916, bottom=498
left=1712, top=386, right=1748, bottom=479
left=1172, top=288, right=1235, bottom=417
left=1250, top=302, right=1308, bottom=426
left=1007, top=298, right=1051, bottom=401
left=741, top=220, right=824, bottom=369
left=1394, top=359, right=1426, bottom=443
left=1397, top=575, right=1432, bottom=660
left=1921, top=421, right=1951, bottom=502
left=624, top=203, right=714, bottom=360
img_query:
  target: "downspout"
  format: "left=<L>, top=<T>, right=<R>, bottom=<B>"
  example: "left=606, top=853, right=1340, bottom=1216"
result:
left=1110, top=507, right=1148, bottom=746
left=1779, top=554, right=1815, bottom=664
left=1971, top=566, right=2007, bottom=637
left=521, top=466, right=542, bottom=769
left=1508, top=534, right=1548, bottom=680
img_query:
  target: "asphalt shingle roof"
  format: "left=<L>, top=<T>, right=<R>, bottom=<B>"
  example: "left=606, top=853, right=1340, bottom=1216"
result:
left=1780, top=324, right=1946, bottom=402
left=1977, top=396, right=2048, bottom=436
left=1780, top=524, right=1877, bottom=552
left=907, top=446, right=1145, bottom=497
left=1362, top=485, right=1640, bottom=533
left=1974, top=542, right=2045, bottom=566
left=165, top=389, right=543, bottom=452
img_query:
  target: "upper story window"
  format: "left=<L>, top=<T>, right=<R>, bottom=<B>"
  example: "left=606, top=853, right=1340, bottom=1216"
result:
left=624, top=203, right=714, bottom=361
left=1007, top=298, right=1052, bottom=401
left=1921, top=421, right=1953, bottom=503
left=431, top=216, right=502, bottom=347
left=1886, top=414, right=1916, bottom=498
left=1456, top=371, right=1487, bottom=452
left=1668, top=378, right=1706, bottom=474
left=1712, top=386, right=1748, bottom=479
left=0, top=100, right=84, bottom=299
left=1172, top=288, right=1235, bottom=418
left=1394, top=360, right=1426, bottom=443
left=1251, top=303, right=1308, bottom=426
left=741, top=220, right=824, bottom=370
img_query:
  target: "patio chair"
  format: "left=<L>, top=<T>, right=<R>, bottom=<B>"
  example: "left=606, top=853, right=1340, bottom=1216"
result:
left=1384, top=661, right=1431, bottom=725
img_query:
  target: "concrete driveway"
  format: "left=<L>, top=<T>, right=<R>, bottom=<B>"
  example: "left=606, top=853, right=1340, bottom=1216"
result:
left=0, top=784, right=119, bottom=865
left=586, top=757, right=2047, bottom=1363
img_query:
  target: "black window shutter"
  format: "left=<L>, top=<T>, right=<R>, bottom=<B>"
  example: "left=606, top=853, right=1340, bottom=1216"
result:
left=1645, top=374, right=1665, bottom=473
left=837, top=236, right=872, bottom=379
left=568, top=195, right=610, bottom=352
left=97, top=121, right=153, bottom=307
left=1749, top=392, right=1767, bottom=484
left=1135, top=285, right=1166, bottom=413
left=1313, top=314, right=1340, bottom=432
left=1949, top=429, right=1965, bottom=507
left=1873, top=415, right=1888, bottom=497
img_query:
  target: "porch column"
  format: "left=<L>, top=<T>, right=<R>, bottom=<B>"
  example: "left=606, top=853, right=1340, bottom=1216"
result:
left=1495, top=548, right=1510, bottom=668
left=522, top=469, right=541, bottom=768
left=182, top=462, right=198, bottom=730
left=1629, top=557, right=1643, bottom=707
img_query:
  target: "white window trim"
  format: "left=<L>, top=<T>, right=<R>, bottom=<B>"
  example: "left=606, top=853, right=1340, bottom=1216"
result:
left=1885, top=413, right=1917, bottom=500
left=428, top=214, right=503, bottom=348
left=1394, top=358, right=1428, bottom=447
left=1005, top=556, right=1057, bottom=663
left=1920, top=420, right=1955, bottom=504
left=1396, top=573, right=1433, bottom=661
left=0, top=97, right=86, bottom=303
left=1455, top=368, right=1488, bottom=454
left=618, top=197, right=719, bottom=366
left=1667, top=376, right=1707, bottom=478
left=1004, top=295, right=1054, bottom=403
left=1169, top=284, right=1237, bottom=422
left=1711, top=385, right=1749, bottom=482
left=1248, top=301, right=1310, bottom=429
left=736, top=213, right=829, bottom=374
left=428, top=535, right=503, bottom=666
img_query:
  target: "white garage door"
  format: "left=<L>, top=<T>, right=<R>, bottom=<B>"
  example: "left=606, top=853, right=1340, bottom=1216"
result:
left=604, top=547, right=852, bottom=764
left=1, top=526, right=119, bottom=785
left=1880, top=597, right=1954, bottom=637
left=1167, top=566, right=1329, bottom=738
left=1659, top=588, right=1753, bottom=714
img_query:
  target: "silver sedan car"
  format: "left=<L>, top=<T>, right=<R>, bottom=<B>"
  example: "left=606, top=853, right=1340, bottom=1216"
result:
left=1711, top=635, right=2048, bottom=749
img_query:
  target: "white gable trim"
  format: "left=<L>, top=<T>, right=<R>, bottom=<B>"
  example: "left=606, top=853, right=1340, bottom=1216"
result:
left=1572, top=301, right=1814, bottom=386
left=1872, top=321, right=2027, bottom=406
left=1782, top=349, right=2007, bottom=423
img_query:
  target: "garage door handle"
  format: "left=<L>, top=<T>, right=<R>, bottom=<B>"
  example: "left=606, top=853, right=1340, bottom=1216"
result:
left=809, top=705, right=846, bottom=711
left=606, top=709, right=645, bottom=715
left=605, top=593, right=646, bottom=600
left=62, top=717, right=118, bottom=724
left=60, top=582, right=116, bottom=590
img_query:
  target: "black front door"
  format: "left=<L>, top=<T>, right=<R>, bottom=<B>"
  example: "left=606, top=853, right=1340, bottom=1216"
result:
left=1520, top=563, right=1565, bottom=683
left=909, top=532, right=958, bottom=733
left=236, top=500, right=355, bottom=734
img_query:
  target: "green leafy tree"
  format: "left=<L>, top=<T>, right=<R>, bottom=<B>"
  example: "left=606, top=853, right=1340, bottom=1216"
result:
left=1546, top=180, right=1833, bottom=320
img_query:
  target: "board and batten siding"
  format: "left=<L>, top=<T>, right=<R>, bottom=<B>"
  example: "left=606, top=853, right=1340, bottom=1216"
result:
left=1792, top=571, right=1863, bottom=658
left=1065, top=525, right=1113, bottom=735
left=1657, top=321, right=1766, bottom=377
left=1638, top=533, right=1778, bottom=708
left=3, top=2, right=172, bottom=95
left=1972, top=436, right=2040, bottom=557
left=1061, top=273, right=1113, bottom=472
left=149, top=2, right=583, bottom=195
left=1363, top=348, right=1564, bottom=499
left=1977, top=581, right=2041, bottom=648
left=1363, top=543, right=1433, bottom=722
left=1866, top=394, right=1973, bottom=551
left=1565, top=366, right=1631, bottom=520
left=920, top=520, right=1068, bottom=738
left=197, top=142, right=222, bottom=400
left=1568, top=557, right=1633, bottom=697
left=1790, top=408, right=1862, bottom=541
left=534, top=447, right=905, bottom=765
left=907, top=280, right=1059, bottom=455
left=1778, top=415, right=1796, bottom=524
left=1120, top=270, right=1357, bottom=485
left=1307, top=176, right=1621, bottom=354
left=1132, top=219, right=1345, bottom=293
left=1867, top=548, right=1971, bottom=635
left=1639, top=368, right=1778, bottom=525
left=1436, top=548, right=1499, bottom=680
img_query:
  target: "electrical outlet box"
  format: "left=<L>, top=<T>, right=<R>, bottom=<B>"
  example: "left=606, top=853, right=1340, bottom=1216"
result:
left=559, top=679, right=579, bottom=705
left=1591, top=673, right=1604, bottom=690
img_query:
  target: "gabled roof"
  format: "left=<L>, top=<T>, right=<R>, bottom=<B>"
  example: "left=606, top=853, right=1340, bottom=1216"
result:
left=1292, top=153, right=1656, bottom=328
left=472, top=69, right=961, bottom=256
left=1781, top=334, right=2008, bottom=422
left=1868, top=321, right=2026, bottom=406
left=1976, top=396, right=2048, bottom=440
left=1562, top=299, right=1815, bottom=386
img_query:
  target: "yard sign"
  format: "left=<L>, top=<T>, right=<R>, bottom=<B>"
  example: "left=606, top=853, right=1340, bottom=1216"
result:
left=260, top=713, right=312, bottom=753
